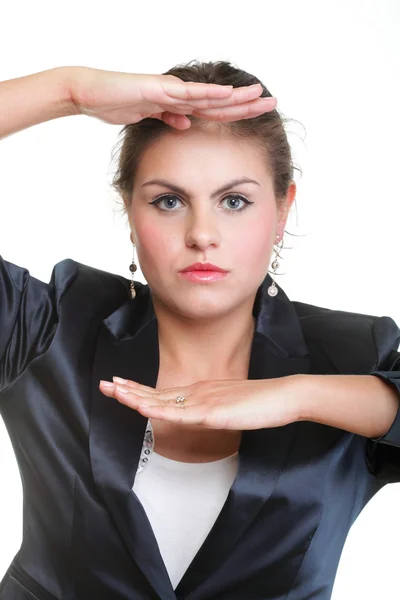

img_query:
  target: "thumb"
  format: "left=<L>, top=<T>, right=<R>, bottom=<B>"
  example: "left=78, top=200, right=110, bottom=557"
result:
left=161, top=112, right=192, bottom=130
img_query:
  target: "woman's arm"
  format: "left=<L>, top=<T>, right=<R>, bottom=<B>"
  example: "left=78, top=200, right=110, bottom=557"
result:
left=0, top=66, right=80, bottom=140
left=0, top=65, right=275, bottom=141
left=296, top=374, right=400, bottom=439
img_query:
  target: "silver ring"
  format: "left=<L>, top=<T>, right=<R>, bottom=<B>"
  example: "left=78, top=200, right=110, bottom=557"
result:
left=175, top=395, right=186, bottom=405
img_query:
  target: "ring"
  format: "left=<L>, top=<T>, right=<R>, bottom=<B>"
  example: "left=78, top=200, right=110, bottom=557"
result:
left=175, top=395, right=186, bottom=406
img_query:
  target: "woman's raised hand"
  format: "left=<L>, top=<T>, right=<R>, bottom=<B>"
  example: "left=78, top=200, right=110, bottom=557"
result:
left=69, top=66, right=277, bottom=130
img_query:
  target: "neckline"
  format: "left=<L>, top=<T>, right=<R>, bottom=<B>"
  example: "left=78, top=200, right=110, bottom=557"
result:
left=150, top=450, right=239, bottom=471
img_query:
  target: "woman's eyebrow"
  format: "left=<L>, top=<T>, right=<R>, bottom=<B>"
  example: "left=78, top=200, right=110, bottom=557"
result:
left=140, top=177, right=260, bottom=199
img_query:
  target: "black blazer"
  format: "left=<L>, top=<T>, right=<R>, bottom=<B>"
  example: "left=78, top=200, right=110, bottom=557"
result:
left=1, top=255, right=400, bottom=600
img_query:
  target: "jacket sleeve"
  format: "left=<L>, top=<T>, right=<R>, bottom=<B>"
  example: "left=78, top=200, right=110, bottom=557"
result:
left=0, top=255, right=78, bottom=397
left=365, top=315, right=400, bottom=481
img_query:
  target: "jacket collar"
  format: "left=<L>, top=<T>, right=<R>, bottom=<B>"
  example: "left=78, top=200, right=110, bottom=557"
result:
left=90, top=273, right=310, bottom=599
left=103, top=272, right=309, bottom=358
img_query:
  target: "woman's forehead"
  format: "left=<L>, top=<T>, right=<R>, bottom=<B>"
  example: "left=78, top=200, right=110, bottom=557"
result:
left=136, top=130, right=269, bottom=181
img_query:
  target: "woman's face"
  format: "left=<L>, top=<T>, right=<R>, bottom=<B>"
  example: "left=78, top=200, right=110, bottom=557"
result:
left=128, top=124, right=295, bottom=321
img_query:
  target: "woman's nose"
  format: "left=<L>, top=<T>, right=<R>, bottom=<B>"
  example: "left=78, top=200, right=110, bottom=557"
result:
left=185, top=212, right=221, bottom=249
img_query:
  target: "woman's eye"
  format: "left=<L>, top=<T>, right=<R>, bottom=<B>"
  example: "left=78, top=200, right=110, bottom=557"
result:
left=149, top=194, right=253, bottom=213
left=149, top=194, right=183, bottom=211
left=221, top=194, right=252, bottom=212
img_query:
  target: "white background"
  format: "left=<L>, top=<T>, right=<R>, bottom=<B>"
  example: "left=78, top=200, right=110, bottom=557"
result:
left=0, top=1, right=399, bottom=597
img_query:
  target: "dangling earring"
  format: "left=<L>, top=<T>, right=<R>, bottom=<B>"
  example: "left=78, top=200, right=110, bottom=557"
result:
left=268, top=234, right=283, bottom=297
left=129, top=242, right=137, bottom=299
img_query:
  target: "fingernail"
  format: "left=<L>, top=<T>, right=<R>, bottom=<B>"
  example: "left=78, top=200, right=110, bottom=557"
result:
left=100, top=380, right=113, bottom=388
left=113, top=376, right=128, bottom=384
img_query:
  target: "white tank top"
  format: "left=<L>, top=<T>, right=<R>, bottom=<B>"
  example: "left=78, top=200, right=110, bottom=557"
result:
left=133, top=448, right=239, bottom=590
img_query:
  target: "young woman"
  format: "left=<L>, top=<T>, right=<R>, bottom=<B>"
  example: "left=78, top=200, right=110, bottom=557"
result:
left=1, top=62, right=400, bottom=600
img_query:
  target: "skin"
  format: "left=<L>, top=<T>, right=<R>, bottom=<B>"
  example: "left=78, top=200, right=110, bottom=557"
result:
left=96, top=88, right=400, bottom=460
left=128, top=123, right=296, bottom=380
left=119, top=123, right=296, bottom=461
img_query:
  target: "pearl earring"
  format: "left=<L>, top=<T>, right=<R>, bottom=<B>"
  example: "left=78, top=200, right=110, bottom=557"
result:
left=267, top=234, right=283, bottom=297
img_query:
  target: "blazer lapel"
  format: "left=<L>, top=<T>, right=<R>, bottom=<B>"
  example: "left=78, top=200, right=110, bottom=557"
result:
left=90, top=286, right=176, bottom=599
left=89, top=274, right=311, bottom=599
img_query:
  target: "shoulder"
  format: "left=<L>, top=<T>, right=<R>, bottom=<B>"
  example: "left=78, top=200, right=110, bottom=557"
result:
left=291, top=298, right=400, bottom=370
left=51, top=258, right=144, bottom=318
left=292, top=299, right=380, bottom=331
left=52, top=257, right=126, bottom=289
left=0, top=255, right=137, bottom=312
left=292, top=298, right=399, bottom=339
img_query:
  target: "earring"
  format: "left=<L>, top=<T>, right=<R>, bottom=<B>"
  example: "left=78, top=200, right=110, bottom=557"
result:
left=267, top=234, right=283, bottom=297
left=129, top=242, right=137, bottom=299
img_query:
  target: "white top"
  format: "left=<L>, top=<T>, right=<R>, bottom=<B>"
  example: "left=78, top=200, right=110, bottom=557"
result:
left=132, top=449, right=239, bottom=590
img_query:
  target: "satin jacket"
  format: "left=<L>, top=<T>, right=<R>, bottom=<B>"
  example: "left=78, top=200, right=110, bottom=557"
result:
left=1, top=255, right=400, bottom=600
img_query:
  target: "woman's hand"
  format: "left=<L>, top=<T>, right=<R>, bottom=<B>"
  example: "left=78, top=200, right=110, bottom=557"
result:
left=68, top=66, right=277, bottom=130
left=99, top=375, right=301, bottom=430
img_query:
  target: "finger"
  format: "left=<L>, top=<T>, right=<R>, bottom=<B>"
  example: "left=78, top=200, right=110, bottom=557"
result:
left=114, top=379, right=195, bottom=401
left=113, top=387, right=159, bottom=409
left=113, top=384, right=193, bottom=405
left=162, top=95, right=276, bottom=118
left=171, top=85, right=268, bottom=111
left=162, top=81, right=235, bottom=101
left=151, top=90, right=275, bottom=120
left=115, top=385, right=159, bottom=401
left=99, top=382, right=115, bottom=396
left=192, top=97, right=277, bottom=122
left=137, top=402, right=214, bottom=426
left=150, top=111, right=194, bottom=130
left=112, top=377, right=157, bottom=392
left=113, top=385, right=201, bottom=413
left=99, top=381, right=157, bottom=401
left=161, top=112, right=192, bottom=130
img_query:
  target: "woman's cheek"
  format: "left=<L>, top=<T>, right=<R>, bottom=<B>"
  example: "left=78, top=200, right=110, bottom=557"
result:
left=244, top=222, right=274, bottom=266
left=136, top=222, right=176, bottom=271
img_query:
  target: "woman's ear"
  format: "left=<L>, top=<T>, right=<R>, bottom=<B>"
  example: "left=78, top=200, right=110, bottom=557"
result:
left=287, top=181, right=296, bottom=212
left=277, top=181, right=296, bottom=235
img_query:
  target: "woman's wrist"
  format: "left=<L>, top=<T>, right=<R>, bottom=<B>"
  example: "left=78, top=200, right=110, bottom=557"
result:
left=55, top=66, right=84, bottom=117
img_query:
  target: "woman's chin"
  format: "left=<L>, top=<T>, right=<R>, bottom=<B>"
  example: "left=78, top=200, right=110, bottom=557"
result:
left=169, top=295, right=238, bottom=322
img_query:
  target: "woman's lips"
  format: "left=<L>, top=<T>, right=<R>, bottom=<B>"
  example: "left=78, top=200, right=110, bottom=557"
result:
left=178, top=270, right=229, bottom=282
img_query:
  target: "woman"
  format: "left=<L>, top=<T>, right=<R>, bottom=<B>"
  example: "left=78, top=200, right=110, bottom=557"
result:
left=0, top=62, right=400, bottom=600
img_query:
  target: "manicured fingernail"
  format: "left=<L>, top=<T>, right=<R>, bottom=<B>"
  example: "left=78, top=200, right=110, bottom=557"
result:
left=100, top=380, right=113, bottom=388
left=113, top=376, right=127, bottom=384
